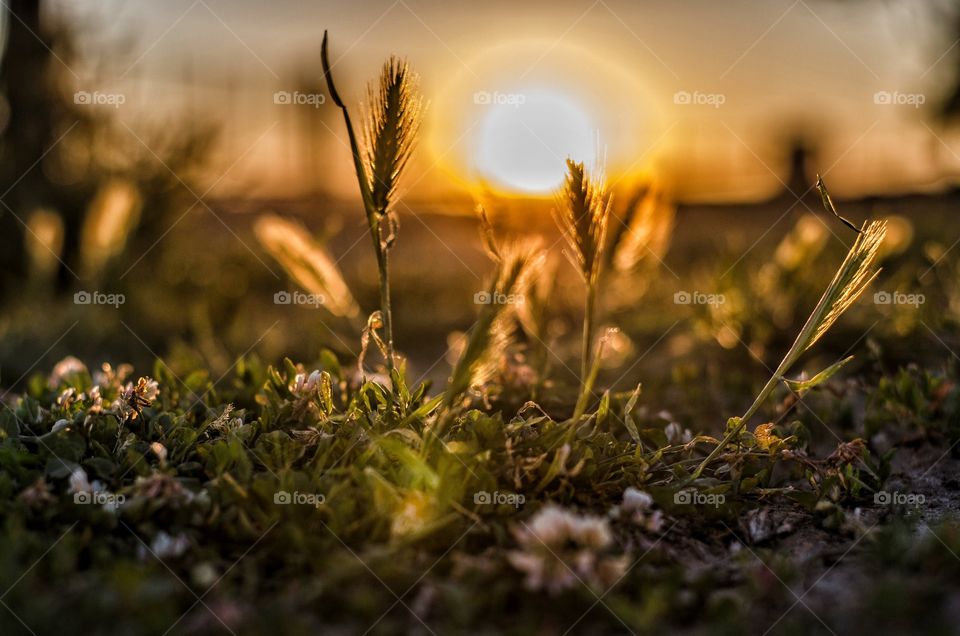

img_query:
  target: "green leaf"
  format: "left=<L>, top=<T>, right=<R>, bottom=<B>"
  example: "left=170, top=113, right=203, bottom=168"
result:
left=622, top=384, right=643, bottom=445
left=596, top=391, right=611, bottom=426
left=783, top=356, right=854, bottom=393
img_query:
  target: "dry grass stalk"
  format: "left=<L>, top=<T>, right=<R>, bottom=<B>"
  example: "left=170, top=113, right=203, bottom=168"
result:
left=610, top=181, right=674, bottom=274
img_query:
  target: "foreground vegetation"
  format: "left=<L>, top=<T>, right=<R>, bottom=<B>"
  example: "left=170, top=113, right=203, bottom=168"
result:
left=3, top=33, right=960, bottom=636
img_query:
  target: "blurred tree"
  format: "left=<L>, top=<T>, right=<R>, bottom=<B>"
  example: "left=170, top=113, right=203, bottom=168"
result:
left=0, top=0, right=98, bottom=295
left=0, top=0, right=216, bottom=301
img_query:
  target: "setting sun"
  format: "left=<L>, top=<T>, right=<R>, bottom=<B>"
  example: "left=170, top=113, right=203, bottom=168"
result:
left=474, top=88, right=596, bottom=194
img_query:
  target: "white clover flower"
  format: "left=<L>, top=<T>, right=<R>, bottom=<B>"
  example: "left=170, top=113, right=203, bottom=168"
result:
left=508, top=504, right=626, bottom=595
left=618, top=487, right=664, bottom=533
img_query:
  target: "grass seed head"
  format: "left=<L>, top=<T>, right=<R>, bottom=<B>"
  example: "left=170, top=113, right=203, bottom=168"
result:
left=362, top=57, right=423, bottom=216
left=610, top=181, right=674, bottom=273
left=555, top=159, right=612, bottom=286
left=795, top=218, right=887, bottom=358
left=254, top=214, right=360, bottom=318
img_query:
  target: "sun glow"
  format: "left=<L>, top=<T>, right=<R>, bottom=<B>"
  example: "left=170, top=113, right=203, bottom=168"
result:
left=427, top=39, right=662, bottom=199
left=474, top=89, right=596, bottom=194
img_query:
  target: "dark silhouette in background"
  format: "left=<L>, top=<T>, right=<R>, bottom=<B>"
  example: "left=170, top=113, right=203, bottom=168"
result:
left=0, top=0, right=96, bottom=296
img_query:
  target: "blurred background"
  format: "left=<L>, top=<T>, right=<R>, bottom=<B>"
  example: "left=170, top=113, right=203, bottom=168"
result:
left=3, top=0, right=960, bottom=423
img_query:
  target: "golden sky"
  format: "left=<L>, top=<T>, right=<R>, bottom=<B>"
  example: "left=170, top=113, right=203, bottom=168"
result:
left=61, top=0, right=960, bottom=202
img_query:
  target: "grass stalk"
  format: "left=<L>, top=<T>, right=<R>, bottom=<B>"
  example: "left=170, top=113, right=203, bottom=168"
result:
left=555, top=159, right=612, bottom=417
left=321, top=31, right=421, bottom=375
left=690, top=195, right=886, bottom=480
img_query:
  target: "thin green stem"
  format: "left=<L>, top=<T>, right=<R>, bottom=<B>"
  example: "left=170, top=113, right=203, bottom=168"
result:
left=574, top=281, right=598, bottom=419
left=374, top=226, right=395, bottom=374
left=689, top=350, right=791, bottom=481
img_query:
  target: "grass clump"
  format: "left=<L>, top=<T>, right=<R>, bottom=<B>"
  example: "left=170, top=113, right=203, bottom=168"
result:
left=3, top=33, right=945, bottom=636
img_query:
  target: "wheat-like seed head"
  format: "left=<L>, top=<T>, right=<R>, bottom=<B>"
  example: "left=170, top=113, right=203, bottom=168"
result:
left=610, top=182, right=674, bottom=273
left=555, top=159, right=612, bottom=286
left=254, top=215, right=360, bottom=318
left=362, top=57, right=423, bottom=216
left=792, top=218, right=886, bottom=360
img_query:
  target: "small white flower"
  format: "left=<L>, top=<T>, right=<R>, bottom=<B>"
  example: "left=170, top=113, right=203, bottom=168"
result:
left=664, top=420, right=692, bottom=445
left=68, top=467, right=92, bottom=494
left=618, top=487, right=664, bottom=533
left=48, top=356, right=87, bottom=388
left=621, top=487, right=654, bottom=513
left=290, top=370, right=322, bottom=396
left=508, top=504, right=626, bottom=594
left=87, top=386, right=104, bottom=414
left=140, top=531, right=190, bottom=559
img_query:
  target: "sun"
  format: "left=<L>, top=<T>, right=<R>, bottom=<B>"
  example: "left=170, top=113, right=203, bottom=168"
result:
left=474, top=88, right=596, bottom=194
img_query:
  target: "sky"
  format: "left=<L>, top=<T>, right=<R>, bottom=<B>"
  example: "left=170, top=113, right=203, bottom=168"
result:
left=54, top=0, right=960, bottom=202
